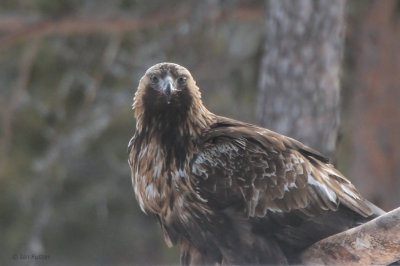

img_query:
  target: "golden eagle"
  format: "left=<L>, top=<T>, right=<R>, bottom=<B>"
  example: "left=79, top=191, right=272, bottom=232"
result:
left=128, top=63, right=382, bottom=265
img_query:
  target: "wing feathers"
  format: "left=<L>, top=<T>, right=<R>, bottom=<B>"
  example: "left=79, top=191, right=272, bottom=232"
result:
left=192, top=117, right=373, bottom=219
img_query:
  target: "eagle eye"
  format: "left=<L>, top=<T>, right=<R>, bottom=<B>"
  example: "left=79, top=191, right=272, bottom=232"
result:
left=150, top=75, right=159, bottom=85
left=177, top=76, right=187, bottom=86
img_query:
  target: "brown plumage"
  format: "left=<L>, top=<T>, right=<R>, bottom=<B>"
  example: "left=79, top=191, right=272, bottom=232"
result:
left=128, top=62, right=382, bottom=265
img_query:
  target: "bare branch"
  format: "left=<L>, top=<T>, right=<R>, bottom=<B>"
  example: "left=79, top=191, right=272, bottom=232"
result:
left=0, top=38, right=40, bottom=179
left=0, top=7, right=264, bottom=52
left=85, top=34, right=122, bottom=103
left=0, top=11, right=186, bottom=51
left=301, top=207, right=400, bottom=265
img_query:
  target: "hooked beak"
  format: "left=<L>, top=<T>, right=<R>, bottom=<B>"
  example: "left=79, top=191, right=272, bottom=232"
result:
left=162, top=77, right=175, bottom=104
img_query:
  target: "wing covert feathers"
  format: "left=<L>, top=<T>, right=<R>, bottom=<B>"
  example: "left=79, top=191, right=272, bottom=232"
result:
left=191, top=116, right=373, bottom=218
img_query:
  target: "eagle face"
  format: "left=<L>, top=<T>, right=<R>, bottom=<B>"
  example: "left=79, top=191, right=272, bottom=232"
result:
left=139, top=63, right=196, bottom=111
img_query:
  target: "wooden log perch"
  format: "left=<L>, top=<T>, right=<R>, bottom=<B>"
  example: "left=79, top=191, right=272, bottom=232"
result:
left=300, top=207, right=400, bottom=265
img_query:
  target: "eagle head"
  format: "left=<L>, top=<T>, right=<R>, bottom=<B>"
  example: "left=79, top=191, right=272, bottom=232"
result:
left=133, top=62, right=214, bottom=138
left=134, top=63, right=202, bottom=115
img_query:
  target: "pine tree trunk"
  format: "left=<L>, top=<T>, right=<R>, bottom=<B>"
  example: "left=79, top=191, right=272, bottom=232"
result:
left=346, top=0, right=400, bottom=210
left=257, top=0, right=345, bottom=158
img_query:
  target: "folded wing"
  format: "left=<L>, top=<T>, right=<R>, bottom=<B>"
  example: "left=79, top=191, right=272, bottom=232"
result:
left=191, top=116, right=373, bottom=219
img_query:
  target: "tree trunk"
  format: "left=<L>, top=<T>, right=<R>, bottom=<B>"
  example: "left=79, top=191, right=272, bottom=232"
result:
left=346, top=0, right=400, bottom=210
left=257, top=0, right=345, bottom=159
left=257, top=1, right=400, bottom=264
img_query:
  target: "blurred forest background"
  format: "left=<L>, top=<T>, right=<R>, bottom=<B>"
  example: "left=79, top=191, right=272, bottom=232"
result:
left=1, top=0, right=399, bottom=265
